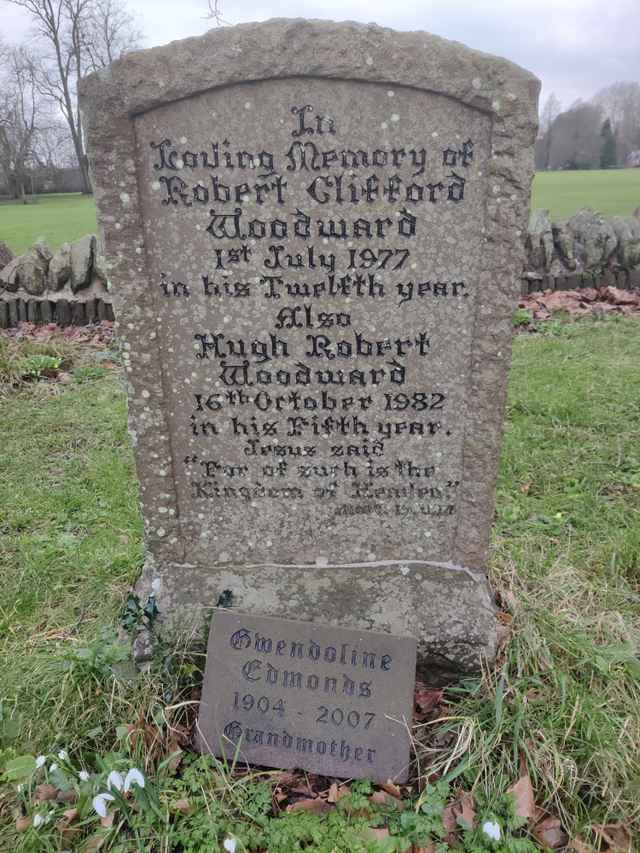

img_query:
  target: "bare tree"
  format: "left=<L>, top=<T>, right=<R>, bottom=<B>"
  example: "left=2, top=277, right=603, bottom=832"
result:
left=537, top=92, right=562, bottom=170
left=592, top=82, right=640, bottom=165
left=83, top=0, right=142, bottom=70
left=0, top=45, right=42, bottom=200
left=6, top=0, right=142, bottom=194
left=205, top=0, right=225, bottom=25
left=547, top=103, right=604, bottom=171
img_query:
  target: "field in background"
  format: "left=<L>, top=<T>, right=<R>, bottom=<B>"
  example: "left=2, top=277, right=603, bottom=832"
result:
left=1, top=169, right=639, bottom=256
left=0, top=193, right=98, bottom=256
left=534, top=169, right=640, bottom=220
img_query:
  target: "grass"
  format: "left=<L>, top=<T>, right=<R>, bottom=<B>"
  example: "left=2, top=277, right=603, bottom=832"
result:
left=0, top=193, right=98, bottom=255
left=532, top=169, right=640, bottom=220
left=0, top=315, right=639, bottom=850
left=1, top=170, right=639, bottom=256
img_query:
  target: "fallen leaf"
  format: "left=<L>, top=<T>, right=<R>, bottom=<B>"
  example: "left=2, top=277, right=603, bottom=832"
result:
left=166, top=741, right=184, bottom=773
left=327, top=783, right=339, bottom=804
left=286, top=798, right=332, bottom=814
left=100, top=813, right=115, bottom=829
left=414, top=683, right=444, bottom=720
left=508, top=772, right=535, bottom=820
left=520, top=481, right=532, bottom=494
left=534, top=816, right=568, bottom=849
left=57, top=789, right=77, bottom=803
left=442, top=791, right=476, bottom=835
left=35, top=783, right=59, bottom=802
left=15, top=816, right=31, bottom=832
left=62, top=808, right=79, bottom=823
left=567, top=839, right=596, bottom=853
left=593, top=823, right=633, bottom=852
left=380, top=781, right=403, bottom=800
left=456, top=792, right=475, bottom=830
left=412, top=846, right=436, bottom=853
left=370, top=790, right=403, bottom=809
left=174, top=798, right=194, bottom=816
left=442, top=803, right=457, bottom=834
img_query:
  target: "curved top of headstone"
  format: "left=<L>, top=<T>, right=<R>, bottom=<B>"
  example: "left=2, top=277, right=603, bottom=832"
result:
left=80, top=18, right=539, bottom=136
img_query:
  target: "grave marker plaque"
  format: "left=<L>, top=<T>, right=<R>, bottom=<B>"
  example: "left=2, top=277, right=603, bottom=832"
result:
left=197, top=610, right=417, bottom=781
left=81, top=20, right=539, bottom=676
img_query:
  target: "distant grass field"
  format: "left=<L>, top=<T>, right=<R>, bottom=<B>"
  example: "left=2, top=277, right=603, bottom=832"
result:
left=0, top=169, right=639, bottom=256
left=533, top=168, right=640, bottom=220
left=0, top=193, right=98, bottom=255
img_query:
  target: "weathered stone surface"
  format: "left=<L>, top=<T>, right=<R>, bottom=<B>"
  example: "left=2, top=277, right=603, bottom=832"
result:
left=526, top=209, right=554, bottom=272
left=81, top=19, right=539, bottom=677
left=48, top=243, right=72, bottom=290
left=566, top=208, right=618, bottom=272
left=0, top=240, right=14, bottom=271
left=611, top=215, right=640, bottom=269
left=92, top=253, right=109, bottom=290
left=69, top=234, right=95, bottom=292
left=0, top=242, right=51, bottom=295
left=197, top=610, right=416, bottom=782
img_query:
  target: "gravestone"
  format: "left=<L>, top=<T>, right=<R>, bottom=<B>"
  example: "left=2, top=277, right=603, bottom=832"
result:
left=197, top=610, right=417, bottom=782
left=80, top=20, right=539, bottom=678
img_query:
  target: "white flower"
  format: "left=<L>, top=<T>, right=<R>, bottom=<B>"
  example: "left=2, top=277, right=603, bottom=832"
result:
left=35, top=755, right=46, bottom=769
left=124, top=768, right=145, bottom=792
left=106, top=770, right=124, bottom=791
left=33, top=813, right=45, bottom=828
left=92, top=792, right=115, bottom=817
left=79, top=770, right=90, bottom=782
left=223, top=838, right=237, bottom=853
left=49, top=763, right=58, bottom=772
left=482, top=820, right=502, bottom=841
left=57, top=750, right=69, bottom=761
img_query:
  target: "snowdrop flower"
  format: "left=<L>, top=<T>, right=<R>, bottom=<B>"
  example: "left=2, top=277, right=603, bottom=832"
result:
left=223, top=838, right=237, bottom=853
left=106, top=770, right=124, bottom=791
left=79, top=770, right=90, bottom=782
left=57, top=750, right=69, bottom=761
left=92, top=792, right=115, bottom=817
left=482, top=820, right=502, bottom=841
left=33, top=813, right=46, bottom=828
left=123, top=768, right=145, bottom=791
left=49, top=763, right=58, bottom=772
left=35, top=755, right=46, bottom=769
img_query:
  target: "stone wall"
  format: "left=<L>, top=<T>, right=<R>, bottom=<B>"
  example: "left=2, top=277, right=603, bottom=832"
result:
left=1, top=207, right=639, bottom=326
left=523, top=207, right=640, bottom=294
left=0, top=235, right=114, bottom=327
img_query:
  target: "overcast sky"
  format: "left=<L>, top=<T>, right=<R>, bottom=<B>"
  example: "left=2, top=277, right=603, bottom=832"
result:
left=2, top=0, right=639, bottom=110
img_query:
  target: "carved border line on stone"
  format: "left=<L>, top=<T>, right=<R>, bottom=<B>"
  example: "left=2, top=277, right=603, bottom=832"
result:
left=79, top=18, right=539, bottom=572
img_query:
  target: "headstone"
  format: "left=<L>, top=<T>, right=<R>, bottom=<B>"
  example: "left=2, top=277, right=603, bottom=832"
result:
left=81, top=20, right=539, bottom=678
left=197, top=610, right=416, bottom=781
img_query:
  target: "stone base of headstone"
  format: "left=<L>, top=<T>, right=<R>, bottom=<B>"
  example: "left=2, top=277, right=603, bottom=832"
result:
left=134, top=558, right=496, bottom=682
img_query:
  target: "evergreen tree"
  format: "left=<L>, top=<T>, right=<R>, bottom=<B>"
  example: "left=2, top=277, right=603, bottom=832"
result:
left=600, top=118, right=617, bottom=168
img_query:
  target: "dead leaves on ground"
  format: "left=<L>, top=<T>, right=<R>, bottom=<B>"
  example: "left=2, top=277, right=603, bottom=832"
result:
left=1, top=320, right=115, bottom=346
left=519, top=285, right=640, bottom=323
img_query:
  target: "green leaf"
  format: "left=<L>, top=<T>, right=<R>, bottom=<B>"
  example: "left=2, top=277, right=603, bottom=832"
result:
left=3, top=754, right=36, bottom=782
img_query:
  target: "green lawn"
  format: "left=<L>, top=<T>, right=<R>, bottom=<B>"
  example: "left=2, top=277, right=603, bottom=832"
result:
left=0, top=317, right=639, bottom=850
left=0, top=193, right=98, bottom=256
left=1, top=170, right=639, bottom=257
left=533, top=168, right=640, bottom=220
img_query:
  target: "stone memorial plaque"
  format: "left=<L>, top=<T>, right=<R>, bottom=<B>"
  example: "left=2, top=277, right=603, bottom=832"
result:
left=197, top=610, right=417, bottom=782
left=81, top=20, right=539, bottom=677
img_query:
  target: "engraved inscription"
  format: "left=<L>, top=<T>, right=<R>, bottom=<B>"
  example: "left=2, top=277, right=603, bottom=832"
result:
left=197, top=611, right=417, bottom=782
left=135, top=78, right=491, bottom=564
